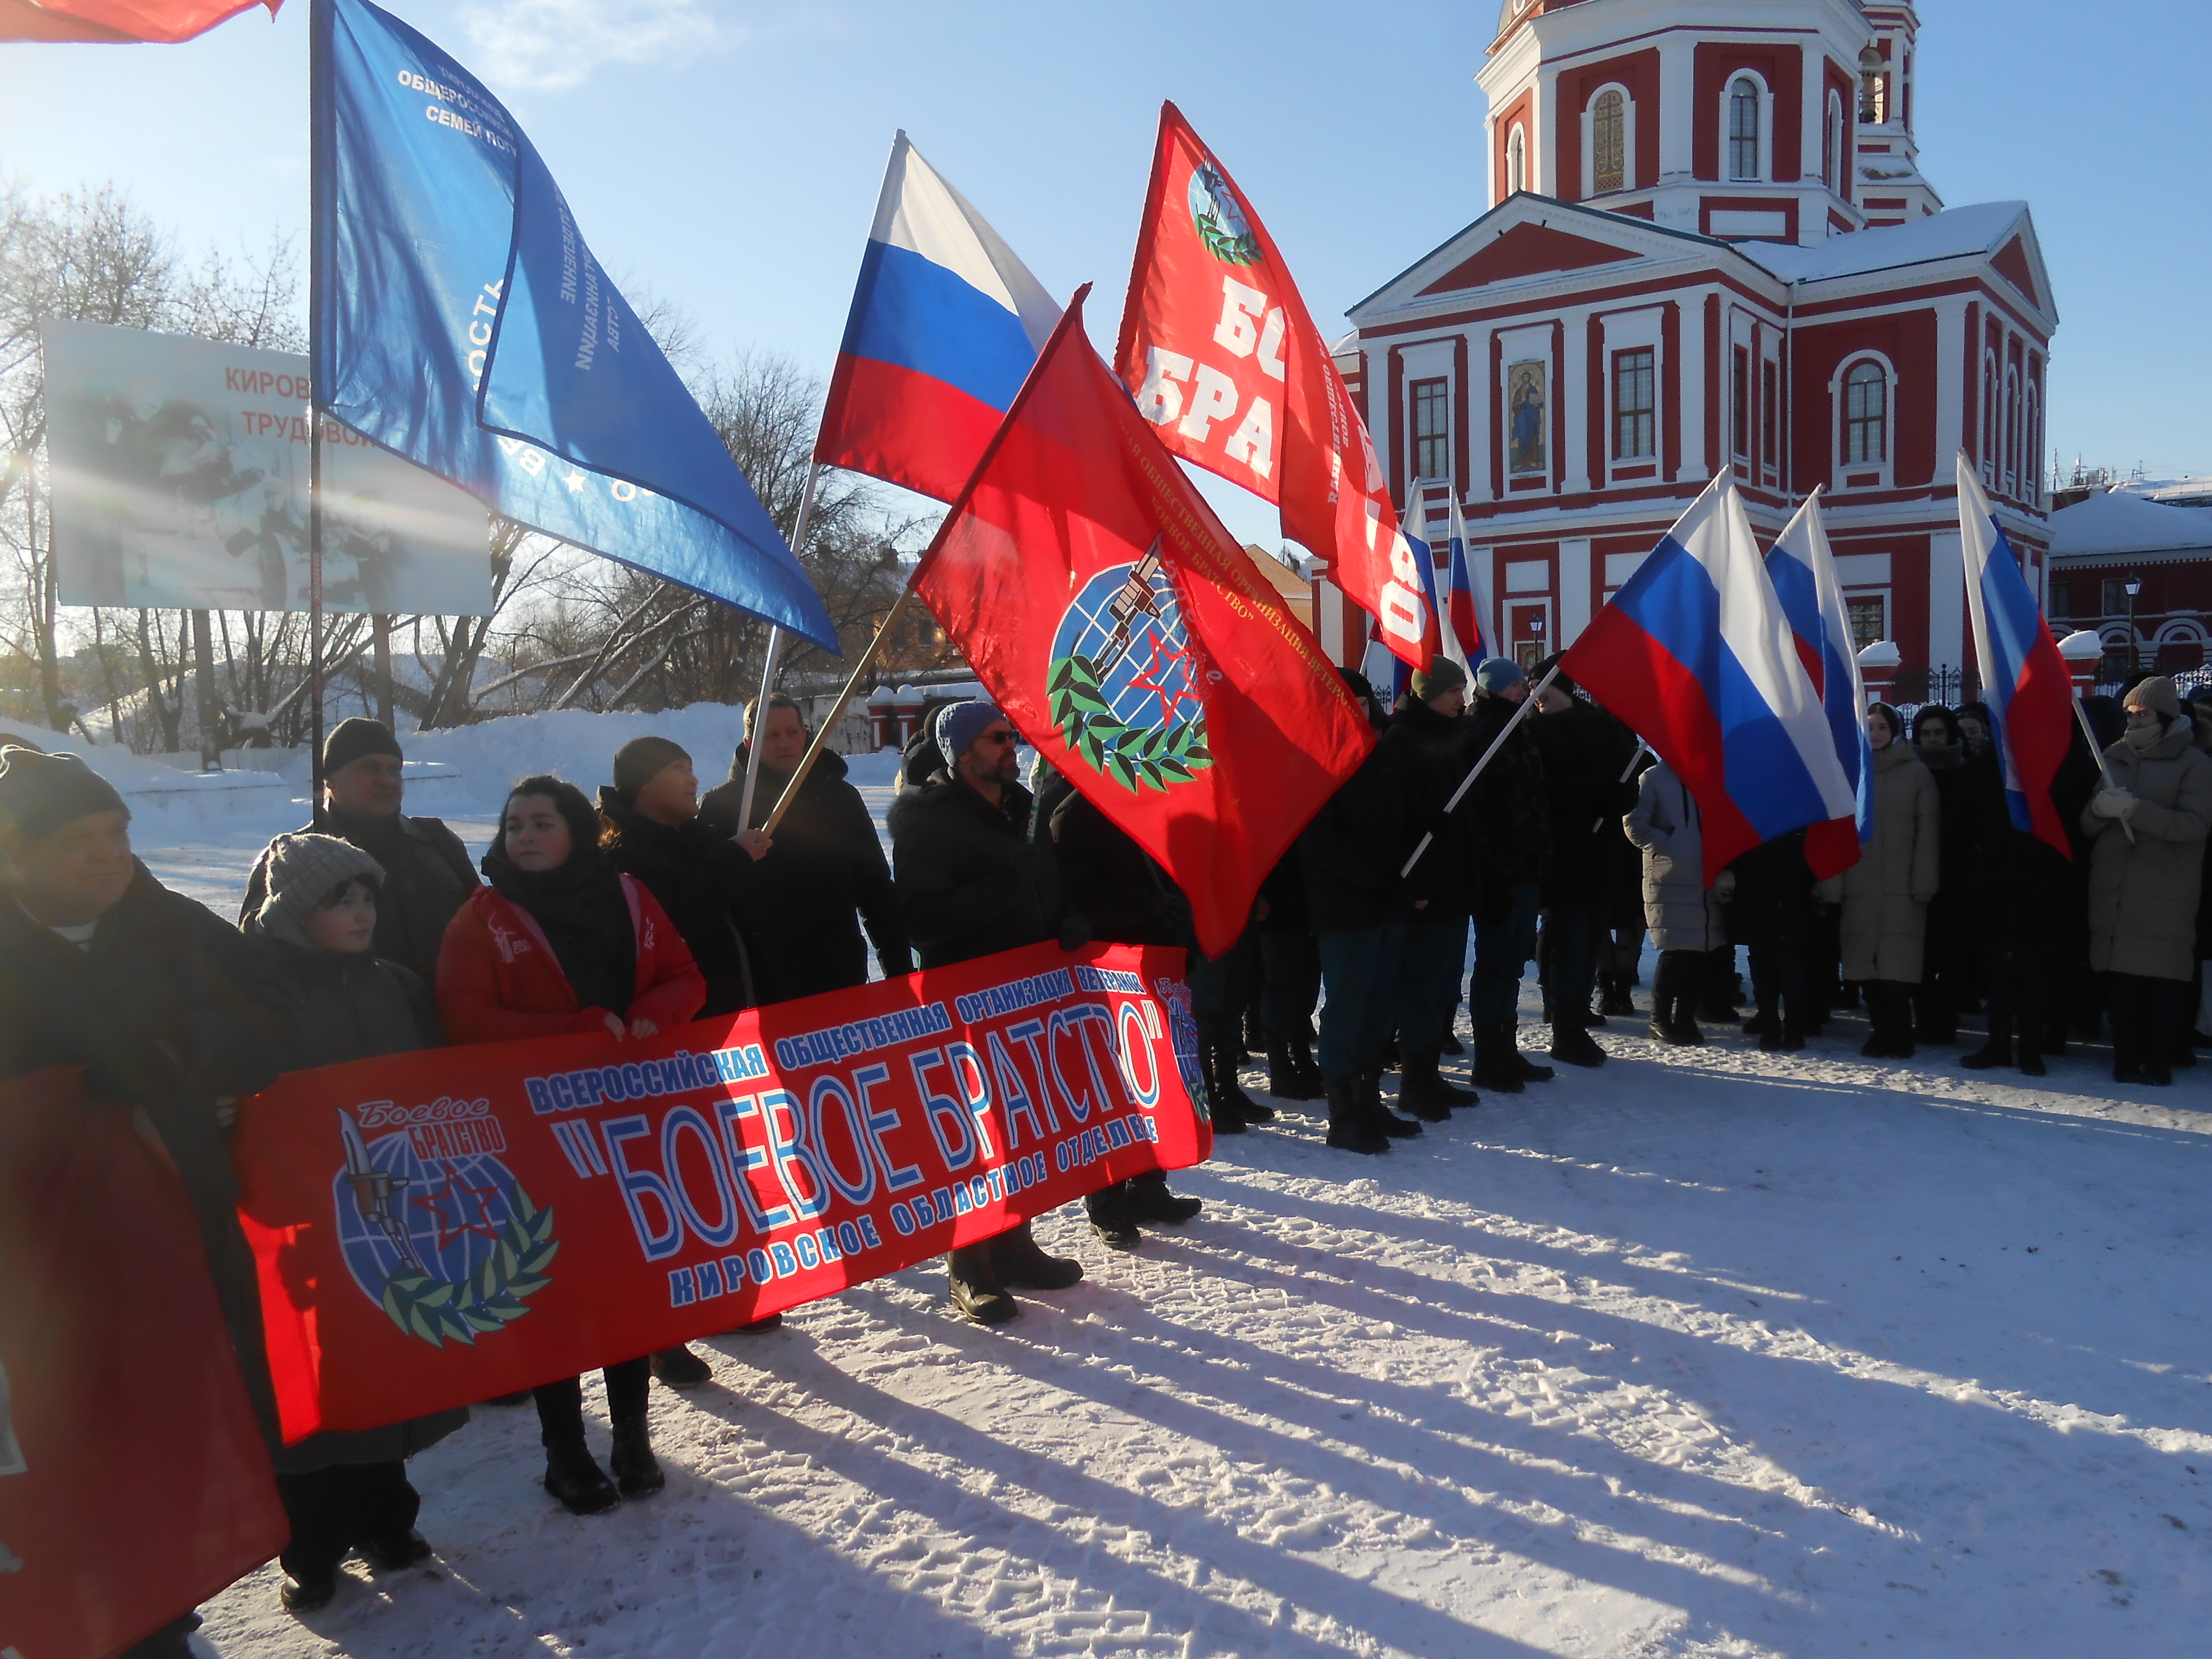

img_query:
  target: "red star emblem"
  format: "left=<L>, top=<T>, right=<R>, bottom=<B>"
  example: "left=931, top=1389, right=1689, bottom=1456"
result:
left=1125, top=633, right=1202, bottom=730
left=410, top=1168, right=505, bottom=1252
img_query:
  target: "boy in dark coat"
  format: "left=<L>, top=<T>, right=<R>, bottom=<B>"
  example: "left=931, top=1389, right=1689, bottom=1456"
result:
left=242, top=833, right=468, bottom=1614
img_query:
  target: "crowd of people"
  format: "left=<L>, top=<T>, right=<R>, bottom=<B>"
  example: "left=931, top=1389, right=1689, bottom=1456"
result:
left=1, top=654, right=2206, bottom=1649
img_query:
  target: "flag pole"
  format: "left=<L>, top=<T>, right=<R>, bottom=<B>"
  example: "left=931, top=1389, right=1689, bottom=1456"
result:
left=1401, top=663, right=1560, bottom=878
left=734, top=459, right=823, bottom=829
left=306, top=0, right=328, bottom=830
left=759, top=585, right=918, bottom=837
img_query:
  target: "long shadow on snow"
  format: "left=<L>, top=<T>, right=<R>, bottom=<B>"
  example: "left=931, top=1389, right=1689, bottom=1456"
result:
left=695, top=1333, right=1575, bottom=1659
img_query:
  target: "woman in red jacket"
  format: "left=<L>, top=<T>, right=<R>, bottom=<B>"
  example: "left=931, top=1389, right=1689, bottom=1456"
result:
left=437, top=775, right=705, bottom=1515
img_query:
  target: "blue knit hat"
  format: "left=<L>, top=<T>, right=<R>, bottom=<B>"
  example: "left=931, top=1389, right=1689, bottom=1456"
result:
left=936, top=700, right=1006, bottom=768
left=1473, top=657, right=1527, bottom=697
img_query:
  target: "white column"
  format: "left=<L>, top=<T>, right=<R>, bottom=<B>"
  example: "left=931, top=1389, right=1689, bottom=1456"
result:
left=1657, top=39, right=1695, bottom=179
left=1534, top=69, right=1558, bottom=196
left=1932, top=296, right=1965, bottom=474
left=1677, top=293, right=1706, bottom=482
left=1563, top=310, right=1591, bottom=494
left=1927, top=528, right=1965, bottom=673
left=1559, top=537, right=1594, bottom=646
left=1465, top=328, right=1493, bottom=505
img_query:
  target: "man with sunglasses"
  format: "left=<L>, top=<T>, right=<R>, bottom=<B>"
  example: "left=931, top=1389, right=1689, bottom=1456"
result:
left=889, top=701, right=1092, bottom=1324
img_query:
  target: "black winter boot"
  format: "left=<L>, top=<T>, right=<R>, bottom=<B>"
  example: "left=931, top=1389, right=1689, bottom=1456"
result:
left=1364, top=1069, right=1422, bottom=1138
left=1291, top=1029, right=1325, bottom=1094
left=1267, top=1041, right=1320, bottom=1101
left=991, top=1218, right=1085, bottom=1288
left=1961, top=1017, right=2012, bottom=1070
left=1324, top=1079, right=1388, bottom=1154
left=609, top=1416, right=665, bottom=1499
left=948, top=1242, right=1020, bottom=1324
left=1084, top=1181, right=1141, bottom=1250
left=1126, top=1168, right=1203, bottom=1224
left=1198, top=1037, right=1248, bottom=1135
left=1206, top=1022, right=1274, bottom=1123
left=1550, top=1022, right=1606, bottom=1067
left=649, top=1345, right=711, bottom=1389
left=1508, top=1024, right=1557, bottom=1082
left=1395, top=1051, right=1454, bottom=1122
left=543, top=1437, right=621, bottom=1515
left=1471, top=1022, right=1525, bottom=1092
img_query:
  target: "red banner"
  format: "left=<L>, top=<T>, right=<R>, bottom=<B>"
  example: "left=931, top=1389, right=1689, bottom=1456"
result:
left=232, top=943, right=1209, bottom=1443
left=913, top=289, right=1375, bottom=956
left=1113, top=101, right=1431, bottom=667
left=0, top=0, right=277, bottom=45
left=0, top=1069, right=288, bottom=1659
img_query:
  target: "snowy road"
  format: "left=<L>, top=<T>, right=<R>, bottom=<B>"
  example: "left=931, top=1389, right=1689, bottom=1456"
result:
left=115, top=764, right=2211, bottom=1657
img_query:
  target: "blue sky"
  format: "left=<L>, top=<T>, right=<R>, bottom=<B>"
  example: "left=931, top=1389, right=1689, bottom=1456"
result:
left=4, top=0, right=2205, bottom=549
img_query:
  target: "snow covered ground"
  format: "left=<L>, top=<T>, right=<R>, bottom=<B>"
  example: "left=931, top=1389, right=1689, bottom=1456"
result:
left=67, top=711, right=2212, bottom=1657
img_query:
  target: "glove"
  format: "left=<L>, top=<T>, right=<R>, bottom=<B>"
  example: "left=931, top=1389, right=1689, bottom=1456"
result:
left=1057, top=912, right=1094, bottom=952
left=1713, top=869, right=1737, bottom=902
left=2092, top=788, right=2138, bottom=821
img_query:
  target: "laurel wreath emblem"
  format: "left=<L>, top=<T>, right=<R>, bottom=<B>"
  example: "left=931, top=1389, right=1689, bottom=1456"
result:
left=1049, top=651, right=1213, bottom=793
left=1194, top=207, right=1259, bottom=266
left=379, top=1183, right=558, bottom=1348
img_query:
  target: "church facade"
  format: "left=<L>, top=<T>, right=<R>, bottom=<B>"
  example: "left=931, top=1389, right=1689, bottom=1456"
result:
left=1322, top=0, right=2056, bottom=690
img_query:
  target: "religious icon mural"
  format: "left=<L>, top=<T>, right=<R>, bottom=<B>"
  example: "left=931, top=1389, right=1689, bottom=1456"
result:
left=1507, top=360, right=1547, bottom=477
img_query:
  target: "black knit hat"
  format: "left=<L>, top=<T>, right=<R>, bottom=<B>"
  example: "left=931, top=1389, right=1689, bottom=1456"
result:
left=0, top=748, right=129, bottom=845
left=322, top=717, right=402, bottom=773
left=611, top=734, right=691, bottom=799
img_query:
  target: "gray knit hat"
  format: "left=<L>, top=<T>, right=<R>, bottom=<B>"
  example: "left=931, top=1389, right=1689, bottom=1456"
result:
left=1473, top=657, right=1527, bottom=697
left=0, top=748, right=128, bottom=845
left=255, top=832, right=384, bottom=929
left=1409, top=657, right=1467, bottom=701
left=2124, top=675, right=2182, bottom=721
left=936, top=700, right=1005, bottom=768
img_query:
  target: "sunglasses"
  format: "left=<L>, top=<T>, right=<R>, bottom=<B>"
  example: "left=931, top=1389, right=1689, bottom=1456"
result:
left=976, top=730, right=1017, bottom=746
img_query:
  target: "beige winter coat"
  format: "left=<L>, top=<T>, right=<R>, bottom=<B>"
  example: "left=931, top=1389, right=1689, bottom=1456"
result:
left=1839, top=741, right=1939, bottom=982
left=2083, top=721, right=2212, bottom=981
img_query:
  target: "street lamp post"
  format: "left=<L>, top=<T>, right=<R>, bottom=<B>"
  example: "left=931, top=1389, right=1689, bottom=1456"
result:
left=2125, top=577, right=2143, bottom=675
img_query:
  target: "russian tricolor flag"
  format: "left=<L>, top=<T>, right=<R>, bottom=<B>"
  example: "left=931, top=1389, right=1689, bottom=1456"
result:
left=1443, top=493, right=1486, bottom=668
left=1958, top=453, right=2074, bottom=859
left=1767, top=489, right=1871, bottom=875
left=1564, top=476, right=1856, bottom=884
left=816, top=131, right=1061, bottom=504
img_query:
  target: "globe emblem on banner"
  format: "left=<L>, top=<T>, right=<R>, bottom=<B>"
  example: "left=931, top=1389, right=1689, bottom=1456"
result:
left=1154, top=976, right=1210, bottom=1124
left=1048, top=538, right=1215, bottom=793
left=332, top=1106, right=558, bottom=1349
left=1188, top=160, right=1259, bottom=266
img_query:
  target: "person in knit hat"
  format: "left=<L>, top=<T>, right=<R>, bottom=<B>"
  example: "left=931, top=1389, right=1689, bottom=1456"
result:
left=239, top=833, right=463, bottom=1615
left=0, top=751, right=286, bottom=1659
left=239, top=718, right=479, bottom=986
left=2083, top=674, right=2212, bottom=1082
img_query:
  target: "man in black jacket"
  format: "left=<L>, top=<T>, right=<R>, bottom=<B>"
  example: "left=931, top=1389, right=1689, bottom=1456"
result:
left=1464, top=659, right=1557, bottom=1091
left=699, top=693, right=911, bottom=1000
left=0, top=748, right=285, bottom=1659
left=239, top=718, right=477, bottom=986
left=1527, top=661, right=1637, bottom=1068
left=1299, top=672, right=1422, bottom=1154
left=888, top=702, right=1088, bottom=1325
left=597, top=733, right=772, bottom=1374
left=1378, top=659, right=1480, bottom=1120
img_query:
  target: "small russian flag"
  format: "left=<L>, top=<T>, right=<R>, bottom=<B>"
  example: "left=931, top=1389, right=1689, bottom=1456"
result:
left=816, top=132, right=1060, bottom=504
left=1443, top=493, right=1485, bottom=668
left=1767, top=488, right=1871, bottom=877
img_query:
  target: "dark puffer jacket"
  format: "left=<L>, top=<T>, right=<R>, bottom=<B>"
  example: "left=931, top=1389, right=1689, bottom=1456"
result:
left=1048, top=776, right=1190, bottom=948
left=1529, top=696, right=1638, bottom=908
left=1298, top=739, right=1414, bottom=936
left=1462, top=692, right=1548, bottom=911
left=242, top=912, right=469, bottom=1472
left=700, top=745, right=912, bottom=1000
left=597, top=789, right=761, bottom=1015
left=889, top=769, right=1065, bottom=969
left=240, top=808, right=478, bottom=986
left=1378, top=696, right=1474, bottom=921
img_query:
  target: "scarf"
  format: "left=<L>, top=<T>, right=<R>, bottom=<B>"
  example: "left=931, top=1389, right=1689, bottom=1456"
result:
left=481, top=844, right=636, bottom=1015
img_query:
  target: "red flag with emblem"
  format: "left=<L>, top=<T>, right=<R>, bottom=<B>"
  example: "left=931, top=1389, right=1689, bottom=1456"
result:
left=0, top=0, right=278, bottom=43
left=915, top=285, right=1375, bottom=954
left=1114, top=101, right=1433, bottom=669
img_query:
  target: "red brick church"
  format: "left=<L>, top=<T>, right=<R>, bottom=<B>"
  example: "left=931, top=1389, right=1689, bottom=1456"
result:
left=1318, top=0, right=2056, bottom=691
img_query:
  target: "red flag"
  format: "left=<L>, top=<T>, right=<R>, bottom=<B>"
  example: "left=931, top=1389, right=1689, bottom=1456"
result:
left=0, top=1068, right=287, bottom=1659
left=0, top=0, right=278, bottom=43
left=1114, top=102, right=1431, bottom=668
left=917, top=286, right=1376, bottom=954
left=234, top=943, right=1208, bottom=1441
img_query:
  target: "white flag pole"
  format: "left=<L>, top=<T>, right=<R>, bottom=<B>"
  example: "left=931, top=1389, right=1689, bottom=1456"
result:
left=1401, top=663, right=1560, bottom=878
left=735, top=462, right=822, bottom=830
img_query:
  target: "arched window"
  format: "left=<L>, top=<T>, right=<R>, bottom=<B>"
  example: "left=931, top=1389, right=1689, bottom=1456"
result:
left=1981, top=352, right=1998, bottom=484
left=1843, top=360, right=1887, bottom=463
left=1728, top=76, right=1762, bottom=180
left=1824, top=90, right=1846, bottom=192
left=2024, top=379, right=2042, bottom=505
left=1591, top=89, right=1626, bottom=193
left=1507, top=124, right=1526, bottom=195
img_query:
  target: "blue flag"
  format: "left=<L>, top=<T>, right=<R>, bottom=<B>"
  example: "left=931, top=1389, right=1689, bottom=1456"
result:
left=310, top=0, right=835, bottom=648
